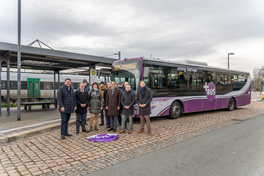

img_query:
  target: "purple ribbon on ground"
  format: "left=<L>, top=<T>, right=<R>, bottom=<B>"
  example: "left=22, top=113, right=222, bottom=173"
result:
left=87, top=133, right=119, bottom=142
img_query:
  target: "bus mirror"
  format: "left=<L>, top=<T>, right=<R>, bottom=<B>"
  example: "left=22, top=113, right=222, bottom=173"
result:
left=143, top=67, right=150, bottom=78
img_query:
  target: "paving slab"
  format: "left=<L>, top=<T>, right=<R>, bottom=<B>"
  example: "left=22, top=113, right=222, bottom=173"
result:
left=0, top=101, right=264, bottom=175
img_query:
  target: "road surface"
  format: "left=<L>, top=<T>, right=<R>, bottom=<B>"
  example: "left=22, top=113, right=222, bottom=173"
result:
left=89, top=114, right=264, bottom=176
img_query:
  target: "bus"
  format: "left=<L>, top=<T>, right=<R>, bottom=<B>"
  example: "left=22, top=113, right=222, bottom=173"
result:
left=110, top=57, right=251, bottom=119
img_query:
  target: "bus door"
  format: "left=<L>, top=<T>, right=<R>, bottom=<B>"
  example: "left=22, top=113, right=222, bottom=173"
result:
left=27, top=78, right=40, bottom=101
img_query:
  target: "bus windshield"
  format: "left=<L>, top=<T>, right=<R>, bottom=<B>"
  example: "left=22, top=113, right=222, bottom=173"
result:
left=111, top=59, right=141, bottom=93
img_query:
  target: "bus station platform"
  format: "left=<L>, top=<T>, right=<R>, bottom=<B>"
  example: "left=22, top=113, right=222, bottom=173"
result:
left=0, top=105, right=90, bottom=145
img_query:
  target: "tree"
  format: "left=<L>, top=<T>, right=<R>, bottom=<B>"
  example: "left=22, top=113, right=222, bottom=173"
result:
left=251, top=66, right=264, bottom=91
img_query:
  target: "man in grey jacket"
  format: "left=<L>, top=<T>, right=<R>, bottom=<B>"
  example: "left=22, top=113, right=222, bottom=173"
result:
left=120, top=85, right=135, bottom=134
left=137, top=80, right=153, bottom=135
left=57, top=78, right=77, bottom=140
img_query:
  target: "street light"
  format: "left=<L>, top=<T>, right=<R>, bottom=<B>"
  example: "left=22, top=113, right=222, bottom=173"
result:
left=227, top=53, right=235, bottom=69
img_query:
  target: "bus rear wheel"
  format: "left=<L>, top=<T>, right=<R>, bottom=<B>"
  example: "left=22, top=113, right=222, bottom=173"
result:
left=227, top=98, right=236, bottom=111
left=169, top=101, right=182, bottom=119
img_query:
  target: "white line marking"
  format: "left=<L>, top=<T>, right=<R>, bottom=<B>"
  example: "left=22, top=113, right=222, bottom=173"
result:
left=0, top=119, right=61, bottom=134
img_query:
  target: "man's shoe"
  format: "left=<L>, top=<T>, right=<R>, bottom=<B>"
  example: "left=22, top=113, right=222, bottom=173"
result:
left=119, top=130, right=125, bottom=134
left=148, top=132, right=152, bottom=135
left=65, top=133, right=72, bottom=136
left=137, top=130, right=144, bottom=134
left=113, top=129, right=117, bottom=132
left=76, top=131, right=79, bottom=134
left=61, top=135, right=65, bottom=139
left=106, top=126, right=111, bottom=128
left=82, top=129, right=89, bottom=132
left=128, top=130, right=132, bottom=134
left=99, top=123, right=104, bottom=126
left=108, top=128, right=113, bottom=131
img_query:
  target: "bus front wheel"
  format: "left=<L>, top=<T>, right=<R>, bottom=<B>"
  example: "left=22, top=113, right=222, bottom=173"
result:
left=227, top=98, right=236, bottom=111
left=169, top=101, right=182, bottom=119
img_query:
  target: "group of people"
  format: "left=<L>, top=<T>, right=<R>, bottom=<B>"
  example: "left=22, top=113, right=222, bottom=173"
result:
left=57, top=78, right=153, bottom=140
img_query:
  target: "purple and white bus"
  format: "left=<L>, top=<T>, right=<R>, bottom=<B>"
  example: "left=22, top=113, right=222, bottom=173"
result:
left=111, top=57, right=251, bottom=119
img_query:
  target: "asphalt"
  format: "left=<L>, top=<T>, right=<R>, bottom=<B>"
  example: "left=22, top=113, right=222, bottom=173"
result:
left=88, top=113, right=264, bottom=176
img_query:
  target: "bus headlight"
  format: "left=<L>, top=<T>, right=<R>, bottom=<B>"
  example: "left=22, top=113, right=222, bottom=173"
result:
left=134, top=106, right=138, bottom=114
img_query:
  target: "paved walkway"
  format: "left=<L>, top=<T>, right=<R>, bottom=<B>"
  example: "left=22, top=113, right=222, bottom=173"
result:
left=0, top=102, right=264, bottom=176
left=0, top=106, right=84, bottom=142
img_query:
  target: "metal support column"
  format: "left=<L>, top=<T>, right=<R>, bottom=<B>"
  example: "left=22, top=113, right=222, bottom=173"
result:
left=58, top=71, right=60, bottom=87
left=17, top=0, right=21, bottom=120
left=0, top=59, right=1, bottom=117
left=7, top=58, right=10, bottom=116
left=54, top=71, right=56, bottom=98
left=53, top=71, right=57, bottom=108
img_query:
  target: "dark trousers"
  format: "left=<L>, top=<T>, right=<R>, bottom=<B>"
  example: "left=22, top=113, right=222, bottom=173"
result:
left=118, top=109, right=122, bottom=125
left=105, top=109, right=110, bottom=127
left=110, top=116, right=118, bottom=129
left=100, top=106, right=105, bottom=124
left=76, top=113, right=86, bottom=132
left=80, top=113, right=87, bottom=125
left=61, top=113, right=71, bottom=136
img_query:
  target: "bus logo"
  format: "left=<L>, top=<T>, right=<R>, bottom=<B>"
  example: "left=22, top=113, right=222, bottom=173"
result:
left=203, top=82, right=216, bottom=101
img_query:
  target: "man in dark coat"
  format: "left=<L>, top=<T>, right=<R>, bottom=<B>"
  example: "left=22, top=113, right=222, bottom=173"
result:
left=106, top=81, right=121, bottom=132
left=118, top=81, right=125, bottom=125
left=120, top=84, right=135, bottom=134
left=103, top=82, right=112, bottom=128
left=77, top=79, right=90, bottom=125
left=137, top=80, right=153, bottom=135
left=75, top=83, right=89, bottom=134
left=57, top=78, right=77, bottom=139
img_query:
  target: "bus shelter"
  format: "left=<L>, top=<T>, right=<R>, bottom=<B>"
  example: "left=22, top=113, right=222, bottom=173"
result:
left=0, top=41, right=117, bottom=120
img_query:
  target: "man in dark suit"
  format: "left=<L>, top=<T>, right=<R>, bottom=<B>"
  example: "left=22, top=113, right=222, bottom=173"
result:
left=137, top=80, right=153, bottom=135
left=75, top=83, right=89, bottom=134
left=106, top=81, right=121, bottom=132
left=57, top=78, right=77, bottom=140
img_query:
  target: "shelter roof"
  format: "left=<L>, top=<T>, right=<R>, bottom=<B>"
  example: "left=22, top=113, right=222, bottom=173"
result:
left=0, top=42, right=117, bottom=71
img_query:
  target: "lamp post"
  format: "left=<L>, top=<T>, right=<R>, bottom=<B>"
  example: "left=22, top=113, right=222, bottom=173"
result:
left=114, top=51, right=121, bottom=60
left=227, top=53, right=235, bottom=69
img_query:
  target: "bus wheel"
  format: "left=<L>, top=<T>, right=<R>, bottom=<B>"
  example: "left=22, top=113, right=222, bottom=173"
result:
left=227, top=98, right=236, bottom=111
left=169, top=101, right=182, bottom=119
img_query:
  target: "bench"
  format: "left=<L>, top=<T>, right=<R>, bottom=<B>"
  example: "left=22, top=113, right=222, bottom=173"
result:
left=21, top=102, right=55, bottom=111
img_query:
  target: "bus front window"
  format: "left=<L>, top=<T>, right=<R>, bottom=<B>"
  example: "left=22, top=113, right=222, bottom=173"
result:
left=111, top=60, right=141, bottom=93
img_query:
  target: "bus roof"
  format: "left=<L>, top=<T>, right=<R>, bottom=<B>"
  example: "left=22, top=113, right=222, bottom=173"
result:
left=138, top=57, right=249, bottom=75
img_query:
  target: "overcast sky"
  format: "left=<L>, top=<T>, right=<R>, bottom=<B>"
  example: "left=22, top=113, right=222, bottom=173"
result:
left=1, top=0, right=264, bottom=75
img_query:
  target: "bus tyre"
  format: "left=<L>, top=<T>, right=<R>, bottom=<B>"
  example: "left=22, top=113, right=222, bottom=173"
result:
left=169, top=101, right=182, bottom=119
left=227, top=98, right=236, bottom=111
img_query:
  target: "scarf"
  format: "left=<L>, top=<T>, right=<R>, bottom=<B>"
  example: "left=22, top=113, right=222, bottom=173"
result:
left=92, top=89, right=99, bottom=97
left=139, top=86, right=146, bottom=98
left=100, top=84, right=106, bottom=91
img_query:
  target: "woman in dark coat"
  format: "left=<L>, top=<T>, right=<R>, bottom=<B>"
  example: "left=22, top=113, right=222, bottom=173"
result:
left=75, top=83, right=89, bottom=133
left=106, top=81, right=121, bottom=132
left=88, top=82, right=103, bottom=131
